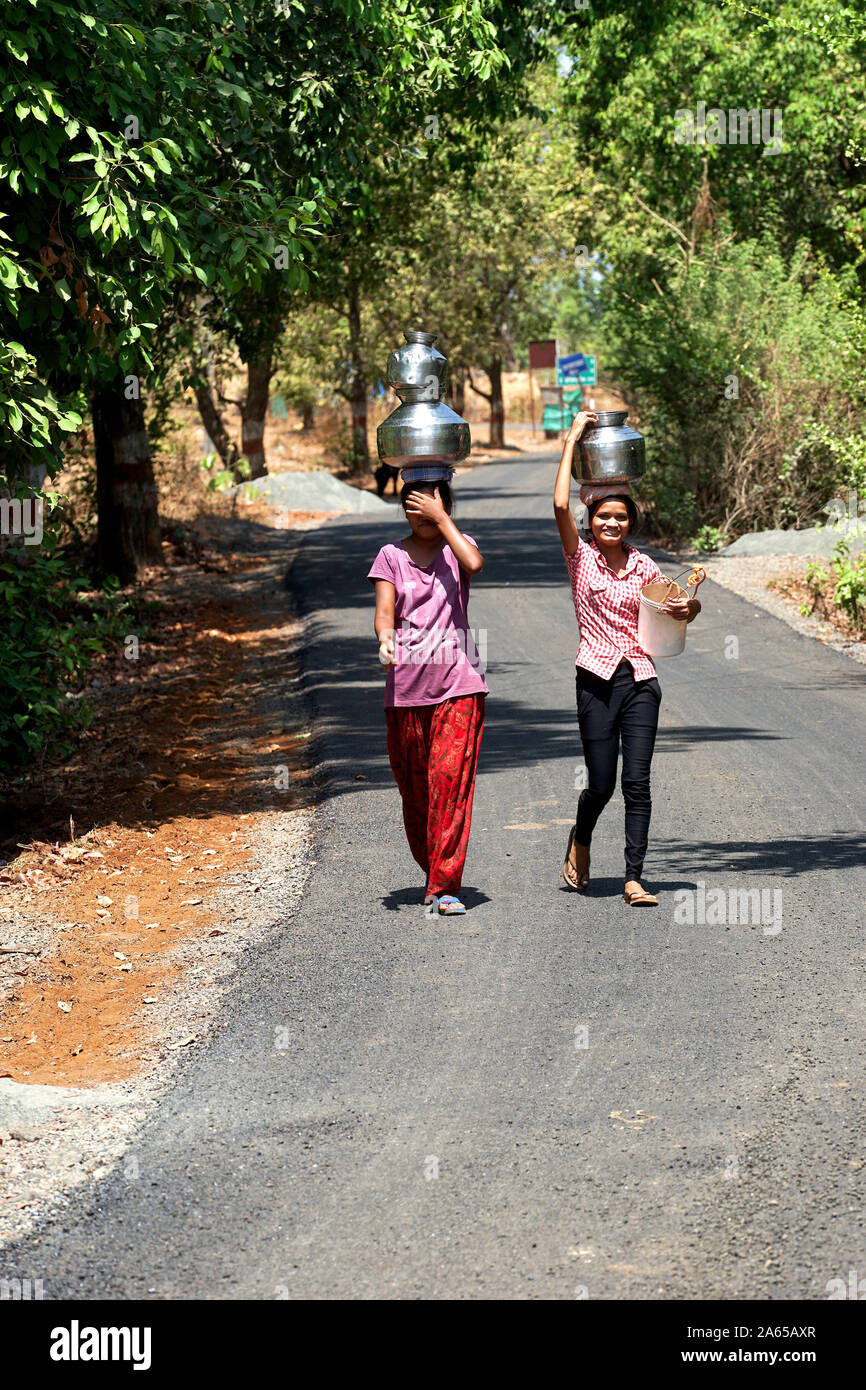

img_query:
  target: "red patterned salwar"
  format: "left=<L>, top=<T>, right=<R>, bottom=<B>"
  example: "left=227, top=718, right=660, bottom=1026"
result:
left=385, top=693, right=485, bottom=896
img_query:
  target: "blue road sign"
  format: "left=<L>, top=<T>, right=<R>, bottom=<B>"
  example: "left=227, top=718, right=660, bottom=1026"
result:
left=557, top=354, right=597, bottom=387
left=557, top=352, right=588, bottom=377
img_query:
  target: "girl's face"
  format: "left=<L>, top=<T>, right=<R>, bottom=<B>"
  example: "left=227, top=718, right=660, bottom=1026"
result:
left=591, top=500, right=630, bottom=547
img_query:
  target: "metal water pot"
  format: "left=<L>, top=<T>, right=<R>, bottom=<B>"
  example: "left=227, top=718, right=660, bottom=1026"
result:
left=377, top=330, right=471, bottom=471
left=572, top=409, right=646, bottom=484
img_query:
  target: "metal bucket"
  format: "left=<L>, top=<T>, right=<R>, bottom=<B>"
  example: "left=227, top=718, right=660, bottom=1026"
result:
left=638, top=567, right=706, bottom=658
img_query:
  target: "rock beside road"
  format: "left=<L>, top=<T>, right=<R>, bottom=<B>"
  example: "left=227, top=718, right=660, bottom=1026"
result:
left=719, top=521, right=865, bottom=557
left=233, top=470, right=394, bottom=515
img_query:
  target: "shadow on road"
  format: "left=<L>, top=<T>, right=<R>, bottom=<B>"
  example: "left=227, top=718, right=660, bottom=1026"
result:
left=650, top=831, right=866, bottom=877
left=381, top=884, right=492, bottom=911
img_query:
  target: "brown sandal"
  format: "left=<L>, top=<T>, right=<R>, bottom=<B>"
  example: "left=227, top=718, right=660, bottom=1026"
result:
left=623, top=886, right=659, bottom=906
left=562, top=826, right=590, bottom=891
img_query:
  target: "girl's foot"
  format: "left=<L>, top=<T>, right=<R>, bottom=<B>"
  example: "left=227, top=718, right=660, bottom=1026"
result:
left=623, top=880, right=658, bottom=906
left=562, top=827, right=590, bottom=891
left=436, top=894, right=466, bottom=915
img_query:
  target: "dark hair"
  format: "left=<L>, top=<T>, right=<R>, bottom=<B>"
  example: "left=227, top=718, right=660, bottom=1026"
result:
left=400, top=480, right=454, bottom=514
left=585, top=493, right=642, bottom=536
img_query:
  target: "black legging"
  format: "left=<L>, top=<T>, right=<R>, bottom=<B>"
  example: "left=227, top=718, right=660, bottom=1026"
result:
left=575, top=659, right=661, bottom=881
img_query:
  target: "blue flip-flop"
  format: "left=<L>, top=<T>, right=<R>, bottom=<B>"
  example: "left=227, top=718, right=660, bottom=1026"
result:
left=437, top=894, right=466, bottom=915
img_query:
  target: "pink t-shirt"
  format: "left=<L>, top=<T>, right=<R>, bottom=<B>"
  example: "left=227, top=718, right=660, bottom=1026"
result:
left=367, top=536, right=489, bottom=708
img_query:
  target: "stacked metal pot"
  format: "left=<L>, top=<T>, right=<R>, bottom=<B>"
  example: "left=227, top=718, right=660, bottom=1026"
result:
left=376, top=330, right=470, bottom=486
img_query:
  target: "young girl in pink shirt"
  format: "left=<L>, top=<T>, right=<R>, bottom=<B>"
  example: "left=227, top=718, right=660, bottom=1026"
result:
left=368, top=477, right=488, bottom=915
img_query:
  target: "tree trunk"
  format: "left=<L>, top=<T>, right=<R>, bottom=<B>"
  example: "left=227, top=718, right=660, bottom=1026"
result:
left=486, top=356, right=505, bottom=448
left=468, top=361, right=505, bottom=448
left=348, top=278, right=368, bottom=473
left=192, top=376, right=241, bottom=474
left=449, top=365, right=466, bottom=417
left=92, top=379, right=162, bottom=584
left=239, top=350, right=273, bottom=482
left=301, top=402, right=315, bottom=432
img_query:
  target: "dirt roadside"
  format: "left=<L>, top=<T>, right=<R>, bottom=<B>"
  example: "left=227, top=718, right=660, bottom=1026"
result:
left=0, top=516, right=320, bottom=1244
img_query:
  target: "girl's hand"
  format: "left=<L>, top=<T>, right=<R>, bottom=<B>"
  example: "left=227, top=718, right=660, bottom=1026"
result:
left=662, top=597, right=690, bottom=620
left=566, top=410, right=598, bottom=444
left=662, top=597, right=701, bottom=622
left=405, top=487, right=446, bottom=527
left=378, top=628, right=396, bottom=667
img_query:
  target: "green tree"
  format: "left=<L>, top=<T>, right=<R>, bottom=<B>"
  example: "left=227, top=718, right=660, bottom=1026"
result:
left=545, top=1, right=866, bottom=535
left=557, top=1, right=866, bottom=280
left=1, top=0, right=331, bottom=580
left=359, top=89, right=570, bottom=447
left=190, top=0, right=559, bottom=475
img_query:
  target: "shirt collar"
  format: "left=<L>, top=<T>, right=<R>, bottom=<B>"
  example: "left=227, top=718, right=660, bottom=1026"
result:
left=589, top=537, right=639, bottom=576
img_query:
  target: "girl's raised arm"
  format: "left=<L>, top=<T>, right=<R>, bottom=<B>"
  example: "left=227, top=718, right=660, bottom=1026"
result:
left=405, top=488, right=483, bottom=574
left=438, top=515, right=483, bottom=575
left=553, top=411, right=597, bottom=556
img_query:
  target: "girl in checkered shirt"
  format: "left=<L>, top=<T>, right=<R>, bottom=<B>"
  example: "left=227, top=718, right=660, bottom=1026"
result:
left=553, top=411, right=701, bottom=906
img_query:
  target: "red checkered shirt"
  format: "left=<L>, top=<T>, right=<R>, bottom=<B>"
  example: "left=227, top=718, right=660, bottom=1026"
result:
left=564, top=535, right=667, bottom=681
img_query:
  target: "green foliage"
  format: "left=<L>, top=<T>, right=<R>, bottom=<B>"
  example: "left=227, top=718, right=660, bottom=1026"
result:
left=600, top=233, right=866, bottom=537
left=272, top=305, right=350, bottom=421
left=193, top=0, right=553, bottom=425
left=798, top=424, right=866, bottom=508
left=691, top=525, right=729, bottom=554
left=559, top=1, right=866, bottom=280
left=829, top=538, right=866, bottom=631
left=722, top=0, right=866, bottom=57
left=798, top=559, right=829, bottom=617
left=0, top=0, right=336, bottom=490
left=799, top=539, right=866, bottom=634
left=552, top=2, right=866, bottom=538
left=199, top=451, right=248, bottom=492
left=0, top=534, right=129, bottom=771
left=347, top=79, right=570, bottom=383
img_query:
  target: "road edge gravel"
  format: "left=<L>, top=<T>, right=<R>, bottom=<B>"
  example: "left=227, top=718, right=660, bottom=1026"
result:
left=0, top=526, right=320, bottom=1251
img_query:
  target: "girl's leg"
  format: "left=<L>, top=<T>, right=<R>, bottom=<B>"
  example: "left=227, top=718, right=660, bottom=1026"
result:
left=619, top=678, right=661, bottom=882
left=386, top=706, right=434, bottom=878
left=426, top=694, right=485, bottom=896
left=575, top=670, right=621, bottom=847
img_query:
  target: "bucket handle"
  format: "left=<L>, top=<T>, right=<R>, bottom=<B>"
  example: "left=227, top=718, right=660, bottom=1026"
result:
left=657, top=565, right=707, bottom=611
left=682, top=564, right=707, bottom=596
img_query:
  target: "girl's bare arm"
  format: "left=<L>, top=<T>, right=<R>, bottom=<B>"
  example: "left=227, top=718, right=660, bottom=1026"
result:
left=437, top=514, right=483, bottom=575
left=374, top=579, right=397, bottom=664
left=553, top=411, right=597, bottom=556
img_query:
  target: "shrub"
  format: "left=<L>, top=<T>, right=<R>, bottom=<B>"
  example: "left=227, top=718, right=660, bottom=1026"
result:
left=830, top=539, right=866, bottom=632
left=691, top=524, right=729, bottom=554
left=0, top=529, right=128, bottom=773
left=796, top=540, right=866, bottom=635
left=603, top=235, right=866, bottom=540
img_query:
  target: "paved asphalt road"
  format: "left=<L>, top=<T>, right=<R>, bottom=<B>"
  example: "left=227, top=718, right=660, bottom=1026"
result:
left=5, top=451, right=866, bottom=1300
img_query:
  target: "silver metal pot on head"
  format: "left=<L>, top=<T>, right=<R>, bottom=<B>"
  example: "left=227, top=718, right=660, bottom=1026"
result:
left=377, top=330, right=471, bottom=471
left=572, top=410, right=646, bottom=484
